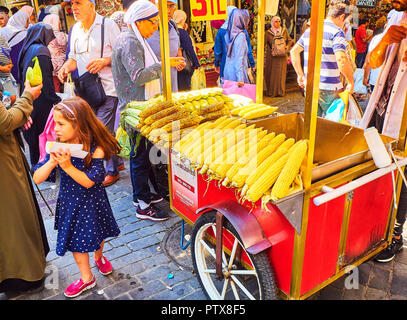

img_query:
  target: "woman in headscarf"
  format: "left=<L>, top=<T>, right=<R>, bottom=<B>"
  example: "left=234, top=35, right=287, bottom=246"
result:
left=0, top=6, right=33, bottom=83
left=18, top=22, right=61, bottom=168
left=43, top=14, right=68, bottom=93
left=223, top=9, right=251, bottom=85
left=264, top=15, right=293, bottom=97
left=214, top=7, right=255, bottom=85
left=0, top=78, right=48, bottom=294
left=111, top=0, right=184, bottom=221
left=173, top=9, right=200, bottom=91
left=0, top=12, right=9, bottom=28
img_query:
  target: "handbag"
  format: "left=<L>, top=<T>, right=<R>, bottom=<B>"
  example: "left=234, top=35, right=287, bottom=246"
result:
left=74, top=17, right=107, bottom=109
left=182, top=47, right=193, bottom=74
left=271, top=34, right=287, bottom=57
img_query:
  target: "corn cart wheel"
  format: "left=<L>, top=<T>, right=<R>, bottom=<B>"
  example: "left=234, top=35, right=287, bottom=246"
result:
left=191, top=211, right=277, bottom=300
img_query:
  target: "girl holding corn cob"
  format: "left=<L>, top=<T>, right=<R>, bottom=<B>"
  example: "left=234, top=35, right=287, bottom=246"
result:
left=33, top=97, right=121, bottom=298
left=111, top=0, right=184, bottom=221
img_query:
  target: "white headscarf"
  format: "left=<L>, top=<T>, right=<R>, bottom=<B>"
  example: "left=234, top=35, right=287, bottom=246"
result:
left=0, top=10, right=29, bottom=47
left=221, top=6, right=237, bottom=29
left=124, top=0, right=160, bottom=100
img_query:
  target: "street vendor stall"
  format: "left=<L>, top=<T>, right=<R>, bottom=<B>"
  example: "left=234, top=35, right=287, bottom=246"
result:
left=119, top=0, right=407, bottom=300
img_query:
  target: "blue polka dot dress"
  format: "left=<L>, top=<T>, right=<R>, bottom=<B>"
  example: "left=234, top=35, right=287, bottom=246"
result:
left=34, top=152, right=120, bottom=256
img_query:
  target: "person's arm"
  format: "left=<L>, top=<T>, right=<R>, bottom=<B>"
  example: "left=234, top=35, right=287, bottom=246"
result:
left=363, top=52, right=371, bottom=87
left=32, top=153, right=58, bottom=185
left=214, top=29, right=223, bottom=71
left=245, top=30, right=256, bottom=70
left=370, top=25, right=407, bottom=69
left=121, top=37, right=162, bottom=87
left=335, top=50, right=355, bottom=93
left=0, top=82, right=42, bottom=135
left=290, top=42, right=305, bottom=88
left=58, top=57, right=77, bottom=82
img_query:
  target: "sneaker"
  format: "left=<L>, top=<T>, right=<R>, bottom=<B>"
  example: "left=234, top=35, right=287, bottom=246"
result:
left=375, top=236, right=403, bottom=263
left=64, top=277, right=96, bottom=298
left=150, top=193, right=163, bottom=204
left=136, top=204, right=170, bottom=221
left=95, top=256, right=113, bottom=276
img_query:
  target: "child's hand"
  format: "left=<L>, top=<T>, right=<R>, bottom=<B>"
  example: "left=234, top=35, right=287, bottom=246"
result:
left=49, top=152, right=58, bottom=166
left=54, top=148, right=72, bottom=170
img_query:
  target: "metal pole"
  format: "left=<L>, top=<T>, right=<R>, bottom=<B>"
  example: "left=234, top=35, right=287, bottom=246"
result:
left=255, top=0, right=265, bottom=103
left=289, top=0, right=326, bottom=299
left=158, top=0, right=172, bottom=101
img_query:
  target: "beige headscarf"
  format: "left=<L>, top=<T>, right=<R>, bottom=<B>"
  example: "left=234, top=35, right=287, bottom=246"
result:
left=173, top=10, right=187, bottom=29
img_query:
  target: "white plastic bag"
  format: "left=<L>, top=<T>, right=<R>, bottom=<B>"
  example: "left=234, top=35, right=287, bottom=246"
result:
left=63, top=74, right=75, bottom=99
left=353, top=68, right=367, bottom=94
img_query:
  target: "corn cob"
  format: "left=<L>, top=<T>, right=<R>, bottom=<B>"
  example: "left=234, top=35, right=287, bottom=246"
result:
left=197, top=102, right=224, bottom=115
left=271, top=140, right=308, bottom=199
left=187, top=117, right=234, bottom=161
left=125, top=108, right=142, bottom=118
left=231, top=103, right=255, bottom=116
left=162, top=125, right=198, bottom=142
left=139, top=100, right=173, bottom=119
left=136, top=122, right=143, bottom=130
left=228, top=132, right=281, bottom=186
left=161, top=115, right=202, bottom=133
left=241, top=142, right=294, bottom=196
left=175, top=121, right=215, bottom=154
left=245, top=154, right=289, bottom=203
left=196, top=120, right=246, bottom=167
left=144, top=105, right=181, bottom=125
left=150, top=109, right=190, bottom=130
left=238, top=104, right=268, bottom=117
left=222, top=129, right=267, bottom=186
left=140, top=124, right=149, bottom=136
left=200, top=108, right=229, bottom=123
left=200, top=124, right=246, bottom=174
left=124, top=116, right=140, bottom=128
left=211, top=124, right=257, bottom=178
left=242, top=106, right=278, bottom=120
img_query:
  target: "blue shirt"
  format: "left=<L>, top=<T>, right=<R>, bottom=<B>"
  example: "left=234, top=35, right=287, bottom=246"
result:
left=297, top=19, right=347, bottom=91
left=214, top=28, right=255, bottom=79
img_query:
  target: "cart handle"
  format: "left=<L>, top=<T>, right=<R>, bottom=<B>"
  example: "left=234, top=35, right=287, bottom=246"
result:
left=313, top=157, right=407, bottom=206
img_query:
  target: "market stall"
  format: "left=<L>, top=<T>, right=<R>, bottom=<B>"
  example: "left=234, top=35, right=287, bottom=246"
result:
left=119, top=0, right=407, bottom=300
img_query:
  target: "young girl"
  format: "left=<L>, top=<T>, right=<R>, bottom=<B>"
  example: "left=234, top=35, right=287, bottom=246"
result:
left=33, top=97, right=121, bottom=298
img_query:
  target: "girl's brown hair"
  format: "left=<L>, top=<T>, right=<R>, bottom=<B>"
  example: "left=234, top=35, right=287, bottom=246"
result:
left=54, top=97, right=121, bottom=168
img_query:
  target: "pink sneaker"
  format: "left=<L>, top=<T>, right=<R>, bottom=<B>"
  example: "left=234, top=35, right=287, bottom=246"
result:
left=95, top=256, right=113, bottom=275
left=64, top=277, right=96, bottom=298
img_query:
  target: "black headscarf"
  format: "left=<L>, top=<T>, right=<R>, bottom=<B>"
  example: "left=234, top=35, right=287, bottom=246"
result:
left=17, top=22, right=55, bottom=85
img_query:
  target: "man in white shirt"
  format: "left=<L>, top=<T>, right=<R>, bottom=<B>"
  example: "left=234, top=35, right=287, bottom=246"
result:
left=58, top=0, right=122, bottom=186
left=359, top=0, right=407, bottom=263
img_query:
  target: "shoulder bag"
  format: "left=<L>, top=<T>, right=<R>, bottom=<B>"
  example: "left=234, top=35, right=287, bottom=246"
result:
left=74, top=17, right=107, bottom=109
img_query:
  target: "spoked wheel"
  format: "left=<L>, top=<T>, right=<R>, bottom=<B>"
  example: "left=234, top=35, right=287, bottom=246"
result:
left=191, top=211, right=277, bottom=300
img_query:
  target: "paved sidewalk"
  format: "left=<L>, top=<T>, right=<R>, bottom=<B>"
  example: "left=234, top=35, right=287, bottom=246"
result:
left=1, top=91, right=406, bottom=301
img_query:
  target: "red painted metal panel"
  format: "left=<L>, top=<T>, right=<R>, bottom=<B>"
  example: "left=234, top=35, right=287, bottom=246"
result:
left=344, top=173, right=394, bottom=263
left=300, top=194, right=346, bottom=296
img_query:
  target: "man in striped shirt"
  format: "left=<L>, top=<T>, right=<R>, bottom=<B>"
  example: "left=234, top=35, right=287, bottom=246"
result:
left=290, top=0, right=355, bottom=116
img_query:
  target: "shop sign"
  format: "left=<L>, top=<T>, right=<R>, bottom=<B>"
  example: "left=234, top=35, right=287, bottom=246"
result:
left=190, top=0, right=227, bottom=22
left=356, top=0, right=377, bottom=8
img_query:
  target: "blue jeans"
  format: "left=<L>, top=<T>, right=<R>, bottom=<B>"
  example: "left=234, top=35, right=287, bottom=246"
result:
left=130, top=134, right=153, bottom=203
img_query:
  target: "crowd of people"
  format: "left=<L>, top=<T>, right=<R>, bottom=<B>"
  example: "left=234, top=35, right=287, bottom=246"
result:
left=0, top=0, right=407, bottom=300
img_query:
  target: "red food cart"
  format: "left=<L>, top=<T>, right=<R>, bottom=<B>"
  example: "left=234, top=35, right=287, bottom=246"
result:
left=155, top=0, right=407, bottom=299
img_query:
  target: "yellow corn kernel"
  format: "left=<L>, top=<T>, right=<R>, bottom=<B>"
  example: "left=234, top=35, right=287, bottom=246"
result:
left=139, top=100, right=173, bottom=119
left=242, top=106, right=278, bottom=120
left=246, top=154, right=289, bottom=203
left=238, top=104, right=267, bottom=117
left=144, top=105, right=181, bottom=125
left=271, top=140, right=307, bottom=199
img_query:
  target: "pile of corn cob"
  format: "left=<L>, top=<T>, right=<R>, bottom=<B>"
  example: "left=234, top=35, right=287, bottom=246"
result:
left=173, top=116, right=308, bottom=203
left=134, top=96, right=230, bottom=148
left=231, top=103, right=279, bottom=121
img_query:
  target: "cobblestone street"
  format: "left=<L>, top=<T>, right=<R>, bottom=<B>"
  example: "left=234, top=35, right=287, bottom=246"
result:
left=2, top=90, right=407, bottom=301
